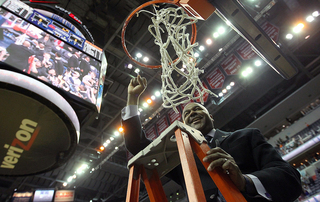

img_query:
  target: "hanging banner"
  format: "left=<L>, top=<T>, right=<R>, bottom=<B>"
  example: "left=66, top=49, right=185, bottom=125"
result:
left=221, top=54, right=242, bottom=75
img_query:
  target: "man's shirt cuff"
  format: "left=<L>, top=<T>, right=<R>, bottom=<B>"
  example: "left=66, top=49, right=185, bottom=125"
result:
left=247, top=174, right=272, bottom=201
left=121, top=105, right=138, bottom=121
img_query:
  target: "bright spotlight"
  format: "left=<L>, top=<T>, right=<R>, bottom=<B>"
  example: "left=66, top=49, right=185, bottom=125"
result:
left=103, top=142, right=108, bottom=147
left=106, top=139, right=111, bottom=143
left=67, top=177, right=73, bottom=182
left=138, top=108, right=143, bottom=112
left=151, top=95, right=156, bottom=100
left=312, top=11, right=319, bottom=17
left=293, top=23, right=304, bottom=33
left=63, top=182, right=68, bottom=186
left=134, top=68, right=140, bottom=74
left=286, top=33, right=293, bottom=40
left=143, top=57, right=149, bottom=62
left=115, top=147, right=119, bottom=150
left=127, top=64, right=133, bottom=69
left=100, top=146, right=105, bottom=151
left=206, top=38, right=212, bottom=45
left=306, top=16, right=315, bottom=22
left=218, top=27, right=225, bottom=34
left=194, top=52, right=199, bottom=58
left=155, top=91, right=161, bottom=97
left=110, top=137, right=114, bottom=141
left=199, top=45, right=205, bottom=51
left=254, top=60, right=262, bottom=66
left=118, top=127, right=124, bottom=133
left=226, top=85, right=231, bottom=90
left=143, top=102, right=148, bottom=108
left=218, top=48, right=223, bottom=52
left=213, top=32, right=219, bottom=38
left=218, top=92, right=223, bottom=97
left=242, top=67, right=253, bottom=77
left=222, top=89, right=227, bottom=93
left=136, top=53, right=142, bottom=58
left=147, top=99, right=152, bottom=104
left=230, top=82, right=235, bottom=86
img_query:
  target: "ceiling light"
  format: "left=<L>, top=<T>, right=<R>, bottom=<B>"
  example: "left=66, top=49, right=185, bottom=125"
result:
left=222, top=89, right=227, bottom=93
left=218, top=48, right=223, bottom=52
left=241, top=67, right=253, bottom=77
left=67, top=177, right=73, bottom=182
left=226, top=85, right=231, bottom=90
left=312, top=11, right=319, bottom=17
left=138, top=108, right=143, bottom=112
left=151, top=95, right=155, bottom=100
left=143, top=102, right=148, bottom=108
left=293, top=23, right=304, bottom=33
left=127, top=63, right=133, bottom=69
left=115, top=130, right=121, bottom=135
left=147, top=99, right=152, bottom=104
left=136, top=53, right=142, bottom=58
left=194, top=52, right=199, bottom=58
left=230, top=82, right=235, bottom=86
left=180, top=68, right=185, bottom=72
left=103, top=143, right=107, bottom=147
left=285, top=33, right=293, bottom=40
left=115, top=147, right=119, bottom=150
left=63, top=182, right=68, bottom=186
left=106, top=139, right=111, bottom=143
left=206, top=38, right=212, bottom=45
left=219, top=92, right=223, bottom=97
left=134, top=68, right=140, bottom=74
left=199, top=45, right=205, bottom=51
left=306, top=16, right=315, bottom=22
left=213, top=32, right=219, bottom=38
left=155, top=91, right=161, bottom=97
left=218, top=27, right=225, bottom=34
left=110, top=137, right=114, bottom=141
left=254, top=60, right=262, bottom=66
left=100, top=146, right=105, bottom=151
left=143, top=57, right=149, bottom=62
left=305, top=35, right=310, bottom=39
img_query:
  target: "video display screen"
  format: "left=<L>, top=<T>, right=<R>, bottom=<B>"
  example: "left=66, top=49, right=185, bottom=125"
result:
left=33, top=190, right=55, bottom=202
left=0, top=7, right=104, bottom=108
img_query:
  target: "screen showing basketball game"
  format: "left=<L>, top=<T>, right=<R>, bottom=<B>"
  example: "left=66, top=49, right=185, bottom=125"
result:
left=33, top=190, right=55, bottom=202
left=0, top=5, right=106, bottom=111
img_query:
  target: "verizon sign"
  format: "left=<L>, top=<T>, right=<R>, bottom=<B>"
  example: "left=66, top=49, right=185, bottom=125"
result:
left=0, top=70, right=79, bottom=176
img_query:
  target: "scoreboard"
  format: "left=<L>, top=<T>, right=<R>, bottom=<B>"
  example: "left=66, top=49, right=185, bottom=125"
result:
left=0, top=0, right=103, bottom=61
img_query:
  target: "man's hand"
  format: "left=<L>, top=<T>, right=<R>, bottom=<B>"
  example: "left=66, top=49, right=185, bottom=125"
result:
left=203, top=147, right=246, bottom=192
left=127, top=75, right=147, bottom=106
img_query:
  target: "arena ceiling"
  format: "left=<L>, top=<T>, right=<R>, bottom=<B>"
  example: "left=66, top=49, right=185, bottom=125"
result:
left=1, top=0, right=320, bottom=201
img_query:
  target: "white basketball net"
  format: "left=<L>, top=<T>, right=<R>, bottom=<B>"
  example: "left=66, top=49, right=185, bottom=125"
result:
left=148, top=6, right=217, bottom=113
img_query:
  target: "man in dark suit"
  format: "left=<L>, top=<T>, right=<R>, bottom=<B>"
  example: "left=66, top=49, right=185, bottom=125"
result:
left=53, top=52, right=64, bottom=79
left=122, top=75, right=302, bottom=202
left=4, top=40, right=34, bottom=71
left=79, top=55, right=91, bottom=80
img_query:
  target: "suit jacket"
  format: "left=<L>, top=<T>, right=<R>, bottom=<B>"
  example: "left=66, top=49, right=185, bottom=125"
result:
left=123, top=116, right=302, bottom=202
left=5, top=43, right=34, bottom=71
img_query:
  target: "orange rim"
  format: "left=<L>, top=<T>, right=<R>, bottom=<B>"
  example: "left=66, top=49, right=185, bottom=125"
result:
left=121, top=0, right=197, bottom=69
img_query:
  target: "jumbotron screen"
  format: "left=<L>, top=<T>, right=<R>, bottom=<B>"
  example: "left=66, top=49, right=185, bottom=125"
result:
left=0, top=3, right=107, bottom=111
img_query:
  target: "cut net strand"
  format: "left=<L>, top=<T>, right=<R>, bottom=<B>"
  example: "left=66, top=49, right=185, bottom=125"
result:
left=148, top=6, right=217, bottom=113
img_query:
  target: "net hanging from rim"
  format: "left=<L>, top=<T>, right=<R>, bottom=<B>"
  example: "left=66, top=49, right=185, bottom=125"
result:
left=148, top=6, right=217, bottom=113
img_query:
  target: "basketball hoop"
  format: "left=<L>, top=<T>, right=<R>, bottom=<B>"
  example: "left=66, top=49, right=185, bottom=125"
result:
left=121, top=0, right=197, bottom=69
left=122, top=1, right=217, bottom=113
